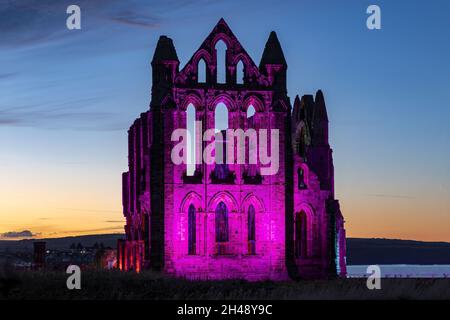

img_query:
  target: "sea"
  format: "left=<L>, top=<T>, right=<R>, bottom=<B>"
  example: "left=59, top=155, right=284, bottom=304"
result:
left=347, top=265, right=450, bottom=278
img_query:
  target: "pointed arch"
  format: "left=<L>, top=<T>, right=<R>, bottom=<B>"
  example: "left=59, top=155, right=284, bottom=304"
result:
left=296, top=202, right=315, bottom=218
left=242, top=94, right=265, bottom=113
left=180, top=191, right=203, bottom=213
left=241, top=193, right=265, bottom=213
left=231, top=53, right=251, bottom=68
left=208, top=191, right=238, bottom=213
left=208, top=93, right=236, bottom=112
left=211, top=33, right=233, bottom=50
left=192, top=49, right=213, bottom=65
left=179, top=92, right=203, bottom=112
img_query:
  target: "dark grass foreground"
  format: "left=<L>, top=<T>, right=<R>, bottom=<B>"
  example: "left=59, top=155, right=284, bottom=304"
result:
left=1, top=269, right=449, bottom=300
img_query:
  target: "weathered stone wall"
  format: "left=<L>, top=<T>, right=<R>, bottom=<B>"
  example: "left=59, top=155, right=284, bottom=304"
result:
left=120, top=19, right=346, bottom=280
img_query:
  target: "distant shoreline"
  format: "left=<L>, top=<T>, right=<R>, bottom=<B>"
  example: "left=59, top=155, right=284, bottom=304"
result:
left=2, top=234, right=450, bottom=265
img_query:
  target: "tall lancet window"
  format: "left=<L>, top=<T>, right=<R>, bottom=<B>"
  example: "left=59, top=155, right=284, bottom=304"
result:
left=215, top=40, right=227, bottom=83
left=188, top=204, right=196, bottom=255
left=236, top=60, right=244, bottom=84
left=215, top=201, right=229, bottom=254
left=246, top=104, right=257, bottom=177
left=247, top=205, right=256, bottom=254
left=186, top=104, right=196, bottom=176
left=197, top=58, right=206, bottom=83
left=213, top=103, right=230, bottom=182
left=295, top=211, right=308, bottom=258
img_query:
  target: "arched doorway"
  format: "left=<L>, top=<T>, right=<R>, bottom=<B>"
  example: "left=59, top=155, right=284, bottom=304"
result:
left=295, top=211, right=308, bottom=258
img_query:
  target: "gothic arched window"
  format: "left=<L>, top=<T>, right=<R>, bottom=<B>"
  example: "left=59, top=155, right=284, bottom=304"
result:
left=244, top=104, right=258, bottom=180
left=197, top=58, right=206, bottom=83
left=295, top=211, right=308, bottom=258
left=213, top=103, right=230, bottom=181
left=215, top=40, right=227, bottom=83
left=215, top=202, right=229, bottom=254
left=214, top=102, right=228, bottom=132
left=236, top=60, right=244, bottom=84
left=247, top=205, right=256, bottom=254
left=186, top=103, right=196, bottom=176
left=188, top=204, right=196, bottom=255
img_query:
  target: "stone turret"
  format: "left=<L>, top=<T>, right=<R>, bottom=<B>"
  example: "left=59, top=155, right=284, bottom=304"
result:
left=311, top=90, right=329, bottom=147
left=292, top=95, right=301, bottom=122
left=151, top=36, right=179, bottom=105
left=259, top=31, right=287, bottom=92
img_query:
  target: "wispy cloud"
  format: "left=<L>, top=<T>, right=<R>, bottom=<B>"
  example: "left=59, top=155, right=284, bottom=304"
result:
left=0, top=97, right=126, bottom=130
left=0, top=0, right=215, bottom=49
left=366, top=194, right=416, bottom=199
left=109, top=10, right=160, bottom=28
left=0, top=0, right=169, bottom=50
left=0, top=230, right=40, bottom=239
left=0, top=72, right=19, bottom=80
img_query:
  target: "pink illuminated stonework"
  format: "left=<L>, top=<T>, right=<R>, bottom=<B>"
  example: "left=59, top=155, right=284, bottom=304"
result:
left=118, top=19, right=346, bottom=280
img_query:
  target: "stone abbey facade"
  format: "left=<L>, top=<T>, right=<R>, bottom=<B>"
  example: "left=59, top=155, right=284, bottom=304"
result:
left=118, top=19, right=346, bottom=280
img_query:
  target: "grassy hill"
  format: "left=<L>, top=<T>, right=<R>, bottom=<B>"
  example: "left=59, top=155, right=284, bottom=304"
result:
left=0, top=234, right=123, bottom=252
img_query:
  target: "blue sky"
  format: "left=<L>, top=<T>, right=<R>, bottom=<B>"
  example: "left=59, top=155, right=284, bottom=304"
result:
left=0, top=0, right=449, bottom=240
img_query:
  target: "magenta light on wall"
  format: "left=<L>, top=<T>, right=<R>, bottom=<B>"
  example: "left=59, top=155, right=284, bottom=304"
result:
left=118, top=19, right=346, bottom=280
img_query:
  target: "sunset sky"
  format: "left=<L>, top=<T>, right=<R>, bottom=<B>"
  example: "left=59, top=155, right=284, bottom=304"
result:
left=1, top=0, right=449, bottom=241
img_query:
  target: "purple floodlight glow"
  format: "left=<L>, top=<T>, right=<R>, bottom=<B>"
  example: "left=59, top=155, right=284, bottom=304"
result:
left=118, top=19, right=346, bottom=280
